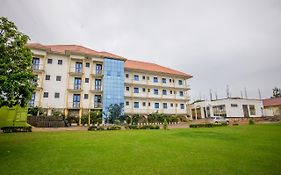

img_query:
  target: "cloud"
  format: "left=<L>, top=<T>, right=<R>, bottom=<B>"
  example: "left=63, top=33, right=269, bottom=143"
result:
left=1, top=0, right=280, bottom=100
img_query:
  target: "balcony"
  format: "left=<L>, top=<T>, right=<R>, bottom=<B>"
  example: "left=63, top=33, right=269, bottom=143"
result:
left=69, top=67, right=83, bottom=76
left=68, top=102, right=80, bottom=109
left=67, top=84, right=82, bottom=92
left=91, top=86, right=102, bottom=94
left=91, top=69, right=103, bottom=78
left=94, top=102, right=102, bottom=109
left=32, top=64, right=44, bottom=73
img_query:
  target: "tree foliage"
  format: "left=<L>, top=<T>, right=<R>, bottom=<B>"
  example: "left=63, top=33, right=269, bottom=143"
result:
left=0, top=17, right=36, bottom=107
left=272, top=87, right=281, bottom=98
left=105, top=103, right=124, bottom=124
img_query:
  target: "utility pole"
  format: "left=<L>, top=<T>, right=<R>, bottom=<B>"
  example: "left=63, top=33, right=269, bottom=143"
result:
left=209, top=89, right=213, bottom=101
left=244, top=87, right=248, bottom=99
left=258, top=89, right=262, bottom=100
left=226, top=85, right=230, bottom=98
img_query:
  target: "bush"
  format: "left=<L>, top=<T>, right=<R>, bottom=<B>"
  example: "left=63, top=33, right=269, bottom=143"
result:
left=88, top=126, right=105, bottom=131
left=125, top=125, right=160, bottom=130
left=163, top=119, right=168, bottom=130
left=106, top=125, right=122, bottom=130
left=189, top=123, right=227, bottom=128
left=249, top=119, right=255, bottom=125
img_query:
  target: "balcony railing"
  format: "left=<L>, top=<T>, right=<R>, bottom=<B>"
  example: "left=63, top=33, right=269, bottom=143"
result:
left=74, top=84, right=82, bottom=90
left=69, top=67, right=83, bottom=76
left=68, top=102, right=80, bottom=109
left=94, top=103, right=102, bottom=108
left=32, top=64, right=44, bottom=72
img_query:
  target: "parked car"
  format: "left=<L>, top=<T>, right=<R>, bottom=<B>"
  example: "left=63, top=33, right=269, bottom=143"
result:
left=209, top=116, right=229, bottom=125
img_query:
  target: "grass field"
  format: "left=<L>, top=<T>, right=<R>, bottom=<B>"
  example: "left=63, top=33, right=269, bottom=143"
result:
left=0, top=123, right=280, bottom=175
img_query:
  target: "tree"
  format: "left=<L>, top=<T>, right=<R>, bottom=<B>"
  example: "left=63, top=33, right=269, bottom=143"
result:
left=104, top=103, right=124, bottom=124
left=163, top=119, right=168, bottom=130
left=272, top=87, right=281, bottom=98
left=0, top=17, right=36, bottom=107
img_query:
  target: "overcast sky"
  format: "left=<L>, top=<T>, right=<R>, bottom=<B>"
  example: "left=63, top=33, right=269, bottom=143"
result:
left=1, top=0, right=280, bottom=101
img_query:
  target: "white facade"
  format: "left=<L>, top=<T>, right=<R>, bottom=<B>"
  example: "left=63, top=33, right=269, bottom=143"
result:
left=191, top=98, right=263, bottom=119
left=124, top=71, right=191, bottom=115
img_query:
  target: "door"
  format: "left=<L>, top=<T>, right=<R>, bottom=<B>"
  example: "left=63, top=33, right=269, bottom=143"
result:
left=94, top=95, right=102, bottom=108
left=75, top=62, right=82, bottom=72
left=95, top=79, right=102, bottom=90
left=96, top=64, right=102, bottom=74
left=74, top=78, right=81, bottom=89
left=242, top=105, right=249, bottom=117
left=73, top=94, right=81, bottom=108
left=32, top=58, right=40, bottom=69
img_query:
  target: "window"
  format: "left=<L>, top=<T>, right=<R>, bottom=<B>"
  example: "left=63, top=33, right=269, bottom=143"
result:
left=172, top=79, right=175, bottom=83
left=134, top=75, right=139, bottom=81
left=45, top=75, right=50, bottom=80
left=75, top=62, right=82, bottom=72
left=213, top=105, right=226, bottom=117
left=54, top=93, right=60, bottom=98
left=126, top=87, right=130, bottom=91
left=147, top=76, right=150, bottom=80
left=169, top=79, right=172, bottom=83
left=47, top=59, right=52, bottom=64
left=148, top=89, right=150, bottom=92
left=95, top=79, right=102, bottom=90
left=153, top=77, right=158, bottom=83
left=32, top=57, right=40, bottom=70
left=170, top=90, right=173, bottom=94
left=85, top=78, right=89, bottom=83
left=162, top=90, right=167, bottom=95
left=178, top=80, right=183, bottom=85
left=43, top=92, right=48, bottom=98
left=163, top=103, right=167, bottom=109
left=154, top=103, right=160, bottom=109
left=74, top=78, right=82, bottom=89
left=56, top=76, right=61, bottom=81
left=96, top=64, right=102, bottom=74
left=162, top=78, right=166, bottom=84
left=73, top=94, right=81, bottom=108
left=134, top=87, right=139, bottom=93
left=126, top=74, right=129, bottom=78
left=86, top=62, right=90, bottom=67
left=180, top=104, right=185, bottom=109
left=249, top=105, right=256, bottom=115
left=58, top=60, right=63, bottom=65
left=142, top=88, right=145, bottom=92
left=154, top=89, right=158, bottom=95
left=84, top=94, right=88, bottom=99
left=231, top=104, right=238, bottom=107
left=142, top=102, right=146, bottom=106
left=117, top=71, right=121, bottom=77
left=107, top=70, right=112, bottom=76
left=142, top=76, right=145, bottom=80
left=170, top=103, right=174, bottom=107
left=179, top=91, right=184, bottom=96
left=148, top=102, right=151, bottom=107
left=126, top=101, right=129, bottom=106
left=134, top=102, right=139, bottom=108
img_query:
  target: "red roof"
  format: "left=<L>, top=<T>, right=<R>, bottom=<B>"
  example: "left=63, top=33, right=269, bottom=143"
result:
left=27, top=43, right=125, bottom=60
left=27, top=43, right=192, bottom=78
left=125, top=59, right=192, bottom=78
left=263, top=97, right=281, bottom=107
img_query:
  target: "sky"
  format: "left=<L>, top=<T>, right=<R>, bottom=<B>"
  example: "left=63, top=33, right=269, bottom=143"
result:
left=1, top=0, right=281, bottom=102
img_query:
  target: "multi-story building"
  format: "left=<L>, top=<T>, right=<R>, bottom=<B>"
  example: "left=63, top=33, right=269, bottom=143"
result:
left=27, top=43, right=192, bottom=124
left=124, top=60, right=192, bottom=116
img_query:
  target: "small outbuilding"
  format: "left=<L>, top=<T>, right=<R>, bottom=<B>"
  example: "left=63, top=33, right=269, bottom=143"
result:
left=190, top=98, right=263, bottom=120
left=263, top=97, right=281, bottom=116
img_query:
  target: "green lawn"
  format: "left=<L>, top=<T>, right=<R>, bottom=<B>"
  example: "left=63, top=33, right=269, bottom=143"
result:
left=0, top=124, right=280, bottom=175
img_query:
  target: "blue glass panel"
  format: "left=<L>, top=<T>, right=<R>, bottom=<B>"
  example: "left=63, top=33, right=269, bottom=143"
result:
left=102, top=58, right=125, bottom=123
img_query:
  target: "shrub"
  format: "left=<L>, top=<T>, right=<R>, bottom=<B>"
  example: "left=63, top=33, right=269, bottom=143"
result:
left=107, top=125, right=122, bottom=130
left=88, top=126, right=105, bottom=131
left=125, top=125, right=160, bottom=130
left=189, top=123, right=227, bottom=128
left=163, top=119, right=168, bottom=130
left=249, top=119, right=255, bottom=125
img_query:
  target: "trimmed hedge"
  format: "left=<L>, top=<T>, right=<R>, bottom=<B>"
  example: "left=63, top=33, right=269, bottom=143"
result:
left=88, top=125, right=121, bottom=131
left=189, top=123, right=227, bottom=128
left=125, top=125, right=160, bottom=130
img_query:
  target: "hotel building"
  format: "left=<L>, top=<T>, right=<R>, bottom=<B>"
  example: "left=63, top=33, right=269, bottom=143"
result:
left=27, top=43, right=192, bottom=123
